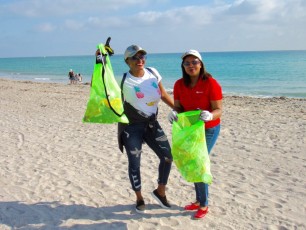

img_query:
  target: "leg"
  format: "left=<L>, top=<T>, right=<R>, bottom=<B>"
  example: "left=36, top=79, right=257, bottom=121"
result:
left=197, top=125, right=221, bottom=210
left=121, top=123, right=145, bottom=200
left=183, top=183, right=200, bottom=211
left=144, top=121, right=172, bottom=188
left=195, top=182, right=208, bottom=207
left=135, top=191, right=143, bottom=201
left=205, top=124, right=221, bottom=153
left=144, top=121, right=172, bottom=208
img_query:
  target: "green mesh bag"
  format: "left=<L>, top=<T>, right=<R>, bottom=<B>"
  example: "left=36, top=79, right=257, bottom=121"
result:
left=172, top=110, right=212, bottom=184
left=83, top=43, right=128, bottom=124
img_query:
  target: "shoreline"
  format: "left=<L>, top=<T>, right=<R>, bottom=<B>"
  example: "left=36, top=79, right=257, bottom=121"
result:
left=0, top=78, right=305, bottom=229
left=1, top=77, right=306, bottom=100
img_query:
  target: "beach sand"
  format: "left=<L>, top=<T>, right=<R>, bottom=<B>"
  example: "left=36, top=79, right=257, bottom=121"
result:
left=0, top=78, right=305, bottom=230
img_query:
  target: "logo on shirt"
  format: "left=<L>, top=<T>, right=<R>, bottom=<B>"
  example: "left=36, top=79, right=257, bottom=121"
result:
left=146, top=100, right=158, bottom=106
left=134, top=86, right=144, bottom=98
left=195, top=91, right=203, bottom=94
left=152, top=81, right=161, bottom=95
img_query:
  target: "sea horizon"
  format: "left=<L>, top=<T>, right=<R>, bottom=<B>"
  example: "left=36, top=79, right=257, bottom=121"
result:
left=1, top=50, right=306, bottom=99
left=1, top=48, right=305, bottom=59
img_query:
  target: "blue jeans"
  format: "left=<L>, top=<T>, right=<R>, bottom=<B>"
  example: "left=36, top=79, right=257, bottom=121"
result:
left=194, top=124, right=220, bottom=207
left=121, top=121, right=172, bottom=191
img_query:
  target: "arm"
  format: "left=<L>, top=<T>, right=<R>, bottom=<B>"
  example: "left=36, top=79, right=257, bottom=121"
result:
left=210, top=99, right=222, bottom=120
left=159, top=81, right=174, bottom=109
left=173, top=100, right=184, bottom=113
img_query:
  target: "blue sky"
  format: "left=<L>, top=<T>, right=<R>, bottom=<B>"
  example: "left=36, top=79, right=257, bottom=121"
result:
left=0, top=0, right=305, bottom=57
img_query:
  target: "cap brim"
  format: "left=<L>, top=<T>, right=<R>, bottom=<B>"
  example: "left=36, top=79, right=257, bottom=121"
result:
left=125, top=50, right=147, bottom=60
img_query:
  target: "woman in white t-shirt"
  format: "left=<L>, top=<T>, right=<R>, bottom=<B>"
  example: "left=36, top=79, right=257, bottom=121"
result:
left=118, top=45, right=174, bottom=213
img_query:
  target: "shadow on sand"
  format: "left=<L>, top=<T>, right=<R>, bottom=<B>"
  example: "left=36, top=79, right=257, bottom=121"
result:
left=0, top=201, right=188, bottom=229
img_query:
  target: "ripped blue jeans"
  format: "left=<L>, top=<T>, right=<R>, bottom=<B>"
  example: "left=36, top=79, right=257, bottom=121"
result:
left=121, top=121, right=172, bottom=191
left=195, top=124, right=220, bottom=207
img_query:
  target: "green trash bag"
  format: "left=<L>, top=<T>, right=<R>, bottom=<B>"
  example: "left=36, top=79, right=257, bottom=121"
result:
left=83, top=42, right=128, bottom=124
left=172, top=110, right=212, bottom=184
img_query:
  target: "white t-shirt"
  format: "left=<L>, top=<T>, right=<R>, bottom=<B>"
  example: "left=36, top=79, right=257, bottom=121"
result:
left=123, top=67, right=162, bottom=116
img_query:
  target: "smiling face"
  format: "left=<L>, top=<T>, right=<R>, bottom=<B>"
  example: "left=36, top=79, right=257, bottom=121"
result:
left=182, top=55, right=202, bottom=77
left=126, top=51, right=146, bottom=73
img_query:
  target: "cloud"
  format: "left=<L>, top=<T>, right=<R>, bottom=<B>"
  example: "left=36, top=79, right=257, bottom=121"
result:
left=5, top=0, right=305, bottom=33
left=62, top=20, right=85, bottom=31
left=220, top=0, right=306, bottom=24
left=2, top=0, right=152, bottom=17
left=1, top=0, right=305, bottom=57
left=131, top=6, right=213, bottom=27
left=35, top=23, right=56, bottom=32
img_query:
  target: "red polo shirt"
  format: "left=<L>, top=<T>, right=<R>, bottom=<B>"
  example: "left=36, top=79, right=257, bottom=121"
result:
left=173, top=76, right=222, bottom=129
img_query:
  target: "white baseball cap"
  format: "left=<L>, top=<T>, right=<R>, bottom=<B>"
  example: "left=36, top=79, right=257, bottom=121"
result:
left=124, top=45, right=147, bottom=60
left=181, top=50, right=202, bottom=61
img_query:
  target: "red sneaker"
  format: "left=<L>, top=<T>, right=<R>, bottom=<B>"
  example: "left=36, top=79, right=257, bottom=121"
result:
left=194, top=207, right=209, bottom=219
left=184, top=203, right=200, bottom=211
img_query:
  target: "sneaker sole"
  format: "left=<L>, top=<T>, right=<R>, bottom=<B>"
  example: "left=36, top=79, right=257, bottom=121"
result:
left=135, top=208, right=145, bottom=214
left=135, top=202, right=146, bottom=214
left=151, top=192, right=171, bottom=209
left=193, top=215, right=207, bottom=220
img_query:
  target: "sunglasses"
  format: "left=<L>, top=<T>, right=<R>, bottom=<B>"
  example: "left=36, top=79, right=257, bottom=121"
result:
left=130, top=55, right=147, bottom=61
left=183, top=60, right=201, bottom=67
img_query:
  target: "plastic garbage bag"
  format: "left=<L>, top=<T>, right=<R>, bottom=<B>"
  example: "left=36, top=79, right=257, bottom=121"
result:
left=83, top=42, right=128, bottom=124
left=172, top=110, right=212, bottom=184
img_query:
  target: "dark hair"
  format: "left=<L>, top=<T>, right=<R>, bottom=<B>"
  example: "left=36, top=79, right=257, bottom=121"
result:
left=181, top=59, right=212, bottom=86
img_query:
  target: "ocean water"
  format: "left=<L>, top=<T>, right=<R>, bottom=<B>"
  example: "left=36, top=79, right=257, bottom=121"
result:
left=0, top=50, right=306, bottom=98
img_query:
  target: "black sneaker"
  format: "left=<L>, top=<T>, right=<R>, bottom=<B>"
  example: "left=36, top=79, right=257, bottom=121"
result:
left=136, top=199, right=145, bottom=213
left=151, top=189, right=171, bottom=209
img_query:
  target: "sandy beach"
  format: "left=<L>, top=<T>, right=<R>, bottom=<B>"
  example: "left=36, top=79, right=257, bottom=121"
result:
left=0, top=78, right=305, bottom=230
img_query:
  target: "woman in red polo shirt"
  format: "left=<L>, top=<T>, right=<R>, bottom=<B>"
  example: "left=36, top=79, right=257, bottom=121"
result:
left=168, top=50, right=223, bottom=219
